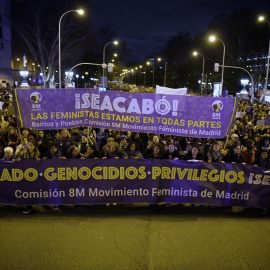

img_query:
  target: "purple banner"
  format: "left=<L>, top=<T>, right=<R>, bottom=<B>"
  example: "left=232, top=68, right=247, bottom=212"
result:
left=0, top=159, right=269, bottom=208
left=13, top=88, right=237, bottom=138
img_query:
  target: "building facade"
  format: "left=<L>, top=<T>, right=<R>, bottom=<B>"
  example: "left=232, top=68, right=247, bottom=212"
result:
left=0, top=0, right=12, bottom=87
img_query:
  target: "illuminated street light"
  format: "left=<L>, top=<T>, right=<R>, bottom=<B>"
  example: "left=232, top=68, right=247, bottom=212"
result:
left=209, top=35, right=226, bottom=92
left=102, top=41, right=118, bottom=90
left=76, top=74, right=79, bottom=88
left=192, top=51, right=205, bottom=94
left=147, top=60, right=155, bottom=87
left=58, top=9, right=84, bottom=89
left=258, top=15, right=270, bottom=100
left=157, top=57, right=168, bottom=87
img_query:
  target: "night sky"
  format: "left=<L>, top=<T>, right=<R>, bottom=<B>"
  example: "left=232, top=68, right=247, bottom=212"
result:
left=88, top=0, right=270, bottom=62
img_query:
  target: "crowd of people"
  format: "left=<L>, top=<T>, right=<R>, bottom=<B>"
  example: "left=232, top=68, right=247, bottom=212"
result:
left=1, top=88, right=270, bottom=213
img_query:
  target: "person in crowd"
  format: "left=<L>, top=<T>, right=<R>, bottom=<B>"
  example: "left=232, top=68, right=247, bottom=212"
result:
left=17, top=142, right=41, bottom=214
left=67, top=145, right=83, bottom=159
left=254, top=150, right=270, bottom=169
left=166, top=143, right=181, bottom=160
left=230, top=134, right=240, bottom=147
left=7, top=116, right=17, bottom=129
left=43, top=142, right=66, bottom=160
left=15, top=136, right=28, bottom=156
left=101, top=137, right=114, bottom=157
left=97, top=129, right=108, bottom=150
left=147, top=143, right=166, bottom=159
left=119, top=135, right=128, bottom=152
left=113, top=130, right=122, bottom=144
left=183, top=144, right=203, bottom=161
left=81, top=129, right=98, bottom=148
left=56, top=129, right=74, bottom=157
left=207, top=141, right=223, bottom=162
left=78, top=135, right=89, bottom=155
left=223, top=143, right=246, bottom=164
left=241, top=139, right=256, bottom=165
left=256, top=135, right=270, bottom=157
left=103, top=142, right=122, bottom=159
left=123, top=142, right=144, bottom=159
left=21, top=128, right=36, bottom=142
left=145, top=134, right=164, bottom=158
left=36, top=130, right=51, bottom=158
left=7, top=126, right=20, bottom=152
left=130, top=132, right=145, bottom=155
left=70, top=128, right=82, bottom=143
left=17, top=141, right=40, bottom=161
left=253, top=133, right=261, bottom=149
left=55, top=131, right=62, bottom=140
left=0, top=114, right=9, bottom=131
left=1, top=146, right=17, bottom=161
left=83, top=144, right=99, bottom=159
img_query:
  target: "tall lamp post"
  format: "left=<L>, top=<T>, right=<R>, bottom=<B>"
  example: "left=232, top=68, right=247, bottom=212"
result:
left=192, top=51, right=205, bottom=94
left=209, top=35, right=226, bottom=92
left=102, top=41, right=118, bottom=90
left=76, top=74, right=79, bottom=88
left=147, top=60, right=155, bottom=87
left=157, top=57, right=168, bottom=87
left=258, top=16, right=270, bottom=100
left=58, top=9, right=84, bottom=89
left=139, top=65, right=142, bottom=85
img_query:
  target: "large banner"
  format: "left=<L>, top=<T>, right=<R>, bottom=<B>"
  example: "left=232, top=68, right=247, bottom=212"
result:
left=0, top=159, right=269, bottom=208
left=13, top=88, right=237, bottom=138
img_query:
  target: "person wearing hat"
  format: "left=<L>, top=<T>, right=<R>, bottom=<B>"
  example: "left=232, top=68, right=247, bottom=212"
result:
left=119, top=135, right=128, bottom=152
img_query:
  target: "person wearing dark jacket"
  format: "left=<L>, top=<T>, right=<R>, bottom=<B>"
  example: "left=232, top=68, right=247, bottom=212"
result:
left=223, top=143, right=246, bottom=164
left=183, top=144, right=203, bottom=161
left=254, top=150, right=270, bottom=169
left=42, top=142, right=66, bottom=160
left=166, top=144, right=181, bottom=160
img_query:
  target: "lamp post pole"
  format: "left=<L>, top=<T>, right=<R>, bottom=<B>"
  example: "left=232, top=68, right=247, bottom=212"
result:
left=157, top=58, right=168, bottom=87
left=144, top=67, right=147, bottom=86
left=102, top=41, right=118, bottom=90
left=259, top=17, right=270, bottom=99
left=152, top=63, right=155, bottom=87
left=193, top=52, right=205, bottom=93
left=164, top=61, right=167, bottom=87
left=209, top=36, right=225, bottom=92
left=58, top=9, right=83, bottom=89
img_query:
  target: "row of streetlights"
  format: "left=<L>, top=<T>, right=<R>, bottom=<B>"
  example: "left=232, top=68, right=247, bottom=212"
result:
left=192, top=15, right=270, bottom=97
left=121, top=57, right=168, bottom=87
left=57, top=9, right=269, bottom=95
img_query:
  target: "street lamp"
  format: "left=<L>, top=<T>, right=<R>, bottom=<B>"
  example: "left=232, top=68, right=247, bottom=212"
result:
left=139, top=65, right=143, bottom=85
left=147, top=60, right=155, bottom=87
left=192, top=51, right=205, bottom=94
left=102, top=41, right=118, bottom=90
left=209, top=35, right=226, bottom=92
left=76, top=74, right=79, bottom=88
left=258, top=16, right=270, bottom=100
left=58, top=9, right=84, bottom=89
left=82, top=75, right=84, bottom=88
left=157, top=57, right=168, bottom=87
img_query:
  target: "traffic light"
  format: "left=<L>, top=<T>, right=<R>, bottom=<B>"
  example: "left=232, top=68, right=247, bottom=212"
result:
left=214, top=63, right=219, bottom=72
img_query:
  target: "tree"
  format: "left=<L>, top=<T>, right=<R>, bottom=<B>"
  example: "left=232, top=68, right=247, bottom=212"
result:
left=11, top=0, right=92, bottom=88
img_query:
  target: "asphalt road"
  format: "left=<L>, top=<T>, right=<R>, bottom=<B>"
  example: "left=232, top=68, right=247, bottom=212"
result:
left=0, top=204, right=269, bottom=270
